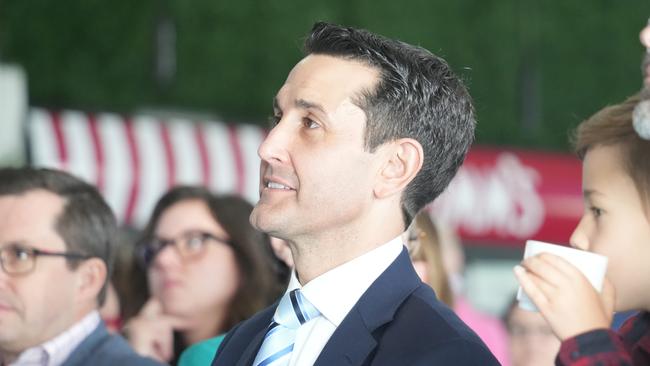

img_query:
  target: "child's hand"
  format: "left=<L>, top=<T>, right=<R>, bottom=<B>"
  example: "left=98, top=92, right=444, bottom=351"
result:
left=514, top=253, right=615, bottom=341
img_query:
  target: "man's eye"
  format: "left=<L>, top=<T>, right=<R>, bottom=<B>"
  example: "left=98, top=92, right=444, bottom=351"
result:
left=303, top=118, right=319, bottom=129
left=590, top=207, right=603, bottom=218
left=11, top=247, right=30, bottom=261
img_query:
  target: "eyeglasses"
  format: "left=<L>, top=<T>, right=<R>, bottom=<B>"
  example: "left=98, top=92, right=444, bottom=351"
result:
left=0, top=244, right=93, bottom=275
left=137, top=230, right=233, bottom=268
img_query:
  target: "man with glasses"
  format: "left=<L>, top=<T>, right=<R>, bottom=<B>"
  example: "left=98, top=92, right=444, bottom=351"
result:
left=0, top=167, right=162, bottom=366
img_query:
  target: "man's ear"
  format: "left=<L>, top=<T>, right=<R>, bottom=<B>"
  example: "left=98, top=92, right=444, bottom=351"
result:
left=374, top=138, right=423, bottom=199
left=76, top=258, right=107, bottom=305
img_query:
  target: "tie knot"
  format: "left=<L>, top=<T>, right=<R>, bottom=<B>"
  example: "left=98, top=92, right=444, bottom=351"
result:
left=274, top=289, right=320, bottom=329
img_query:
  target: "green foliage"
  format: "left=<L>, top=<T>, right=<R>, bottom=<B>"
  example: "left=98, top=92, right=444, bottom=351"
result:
left=0, top=0, right=648, bottom=150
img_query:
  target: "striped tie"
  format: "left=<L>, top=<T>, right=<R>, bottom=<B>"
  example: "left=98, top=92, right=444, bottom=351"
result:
left=252, top=289, right=321, bottom=366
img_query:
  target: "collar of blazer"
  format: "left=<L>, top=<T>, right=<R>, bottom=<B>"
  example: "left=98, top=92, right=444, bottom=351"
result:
left=314, top=248, right=421, bottom=366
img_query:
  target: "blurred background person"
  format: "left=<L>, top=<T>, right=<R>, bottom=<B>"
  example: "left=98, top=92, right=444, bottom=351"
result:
left=99, top=230, right=142, bottom=333
left=504, top=298, right=560, bottom=366
left=0, top=167, right=162, bottom=366
left=641, top=19, right=650, bottom=88
left=178, top=235, right=294, bottom=365
left=406, top=211, right=454, bottom=306
left=123, top=186, right=285, bottom=364
left=406, top=210, right=511, bottom=366
left=99, top=283, right=122, bottom=333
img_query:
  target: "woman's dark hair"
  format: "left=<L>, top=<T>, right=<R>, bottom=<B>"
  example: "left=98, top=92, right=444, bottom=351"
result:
left=133, top=186, right=284, bottom=331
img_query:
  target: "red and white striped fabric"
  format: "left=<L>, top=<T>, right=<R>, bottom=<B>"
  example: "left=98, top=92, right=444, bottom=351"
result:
left=28, top=108, right=266, bottom=228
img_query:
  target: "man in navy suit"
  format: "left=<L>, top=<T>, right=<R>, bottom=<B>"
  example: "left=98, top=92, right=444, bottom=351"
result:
left=213, top=22, right=499, bottom=366
left=0, top=168, right=161, bottom=366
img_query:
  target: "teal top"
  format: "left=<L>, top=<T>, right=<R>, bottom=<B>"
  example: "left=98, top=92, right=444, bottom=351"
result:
left=178, top=334, right=225, bottom=366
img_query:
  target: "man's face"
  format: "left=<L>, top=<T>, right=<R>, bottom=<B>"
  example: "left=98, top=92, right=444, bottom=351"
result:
left=250, top=54, right=381, bottom=241
left=0, top=190, right=79, bottom=353
left=570, top=144, right=650, bottom=311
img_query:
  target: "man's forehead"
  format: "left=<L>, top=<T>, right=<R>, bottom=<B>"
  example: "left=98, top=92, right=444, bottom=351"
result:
left=278, top=54, right=379, bottom=108
left=0, top=190, right=66, bottom=246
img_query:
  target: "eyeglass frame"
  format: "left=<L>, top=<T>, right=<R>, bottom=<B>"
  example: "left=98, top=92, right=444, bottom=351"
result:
left=0, top=243, right=95, bottom=276
left=136, top=230, right=234, bottom=268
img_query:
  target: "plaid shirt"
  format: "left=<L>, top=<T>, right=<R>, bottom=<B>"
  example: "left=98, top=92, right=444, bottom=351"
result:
left=556, top=312, right=650, bottom=366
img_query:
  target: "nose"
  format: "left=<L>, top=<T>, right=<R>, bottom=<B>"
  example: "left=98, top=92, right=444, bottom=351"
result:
left=569, top=216, right=590, bottom=251
left=258, top=121, right=291, bottom=165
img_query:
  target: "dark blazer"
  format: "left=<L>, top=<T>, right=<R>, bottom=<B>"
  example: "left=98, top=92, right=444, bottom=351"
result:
left=212, top=248, right=500, bottom=366
left=61, top=321, right=163, bottom=366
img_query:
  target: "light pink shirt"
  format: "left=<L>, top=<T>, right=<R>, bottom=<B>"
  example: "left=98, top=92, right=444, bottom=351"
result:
left=5, top=311, right=101, bottom=366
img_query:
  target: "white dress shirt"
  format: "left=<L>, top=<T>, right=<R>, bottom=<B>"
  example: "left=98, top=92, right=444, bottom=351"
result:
left=284, top=236, right=404, bottom=366
left=6, top=311, right=101, bottom=366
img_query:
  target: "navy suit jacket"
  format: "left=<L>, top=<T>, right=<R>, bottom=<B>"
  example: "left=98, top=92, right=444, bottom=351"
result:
left=212, top=248, right=500, bottom=366
left=61, top=322, right=163, bottom=366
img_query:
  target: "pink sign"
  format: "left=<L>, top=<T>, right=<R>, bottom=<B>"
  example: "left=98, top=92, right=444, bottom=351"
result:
left=432, top=146, right=583, bottom=247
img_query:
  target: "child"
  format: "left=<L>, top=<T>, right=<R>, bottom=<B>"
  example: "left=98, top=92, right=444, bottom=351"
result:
left=515, top=92, right=650, bottom=365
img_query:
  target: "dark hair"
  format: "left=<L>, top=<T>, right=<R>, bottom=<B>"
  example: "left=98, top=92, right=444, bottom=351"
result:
left=573, top=93, right=650, bottom=211
left=304, top=22, right=476, bottom=225
left=0, top=167, right=116, bottom=305
left=138, top=186, right=283, bottom=331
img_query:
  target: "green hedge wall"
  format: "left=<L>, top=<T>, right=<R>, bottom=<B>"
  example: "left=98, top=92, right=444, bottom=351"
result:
left=1, top=0, right=648, bottom=150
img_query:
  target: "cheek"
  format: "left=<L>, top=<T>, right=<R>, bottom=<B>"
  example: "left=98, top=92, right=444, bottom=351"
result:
left=147, top=269, right=163, bottom=297
left=191, top=249, right=240, bottom=302
left=20, top=269, right=76, bottom=323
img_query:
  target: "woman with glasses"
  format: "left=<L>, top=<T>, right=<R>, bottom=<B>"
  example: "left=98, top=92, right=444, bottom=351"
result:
left=123, top=186, right=285, bottom=365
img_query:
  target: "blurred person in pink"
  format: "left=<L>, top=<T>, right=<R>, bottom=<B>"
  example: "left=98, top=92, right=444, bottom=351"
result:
left=406, top=211, right=511, bottom=366
left=504, top=298, right=560, bottom=366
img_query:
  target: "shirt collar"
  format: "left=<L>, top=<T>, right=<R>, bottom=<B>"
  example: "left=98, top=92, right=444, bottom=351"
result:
left=6, top=311, right=101, bottom=366
left=286, top=236, right=404, bottom=326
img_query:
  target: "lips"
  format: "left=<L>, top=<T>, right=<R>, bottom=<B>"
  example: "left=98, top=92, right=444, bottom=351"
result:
left=0, top=298, right=16, bottom=312
left=162, top=279, right=182, bottom=289
left=262, top=176, right=296, bottom=191
left=266, top=181, right=293, bottom=190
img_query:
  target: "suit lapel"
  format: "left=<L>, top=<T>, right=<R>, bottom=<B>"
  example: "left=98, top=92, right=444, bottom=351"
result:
left=235, top=326, right=268, bottom=366
left=215, top=303, right=275, bottom=366
left=313, top=308, right=376, bottom=366
left=315, top=248, right=421, bottom=366
left=60, top=323, right=107, bottom=366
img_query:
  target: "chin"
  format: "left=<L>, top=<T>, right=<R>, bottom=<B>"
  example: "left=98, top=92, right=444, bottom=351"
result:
left=161, top=301, right=188, bottom=318
left=250, top=207, right=282, bottom=234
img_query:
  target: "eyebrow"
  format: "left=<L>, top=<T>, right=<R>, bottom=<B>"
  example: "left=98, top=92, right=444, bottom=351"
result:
left=295, top=99, right=327, bottom=114
left=272, top=97, right=327, bottom=115
left=583, top=189, right=603, bottom=199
